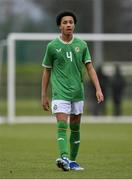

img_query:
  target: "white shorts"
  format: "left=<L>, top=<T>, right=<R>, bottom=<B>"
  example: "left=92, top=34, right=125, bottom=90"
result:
left=51, top=100, right=84, bottom=115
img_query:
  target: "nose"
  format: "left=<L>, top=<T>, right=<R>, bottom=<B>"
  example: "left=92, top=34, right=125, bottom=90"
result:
left=67, top=25, right=71, bottom=29
left=67, top=22, right=71, bottom=27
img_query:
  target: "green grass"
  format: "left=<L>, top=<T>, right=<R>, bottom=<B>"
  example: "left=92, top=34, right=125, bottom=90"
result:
left=0, top=123, right=132, bottom=179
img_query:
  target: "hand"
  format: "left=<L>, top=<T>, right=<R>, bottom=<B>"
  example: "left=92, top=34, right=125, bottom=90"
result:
left=96, top=90, right=104, bottom=104
left=42, top=96, right=50, bottom=111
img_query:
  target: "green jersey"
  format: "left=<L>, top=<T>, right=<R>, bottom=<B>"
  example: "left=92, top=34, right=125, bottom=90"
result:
left=42, top=36, right=91, bottom=101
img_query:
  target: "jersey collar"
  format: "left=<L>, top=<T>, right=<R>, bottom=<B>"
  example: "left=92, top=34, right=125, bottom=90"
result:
left=58, top=35, right=74, bottom=44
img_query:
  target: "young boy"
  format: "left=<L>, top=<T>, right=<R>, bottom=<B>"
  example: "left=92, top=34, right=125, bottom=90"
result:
left=41, top=11, right=104, bottom=171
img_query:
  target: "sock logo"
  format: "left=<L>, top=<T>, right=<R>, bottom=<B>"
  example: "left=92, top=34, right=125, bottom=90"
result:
left=57, top=138, right=64, bottom=141
left=74, top=140, right=80, bottom=144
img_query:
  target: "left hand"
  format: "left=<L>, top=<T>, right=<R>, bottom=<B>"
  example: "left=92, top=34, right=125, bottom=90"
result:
left=96, top=90, right=104, bottom=104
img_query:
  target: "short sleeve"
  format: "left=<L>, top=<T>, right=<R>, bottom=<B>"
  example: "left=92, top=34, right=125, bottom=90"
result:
left=42, top=43, right=53, bottom=68
left=83, top=43, right=91, bottom=64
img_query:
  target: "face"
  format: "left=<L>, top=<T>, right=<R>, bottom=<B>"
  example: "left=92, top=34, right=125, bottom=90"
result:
left=59, top=16, right=75, bottom=36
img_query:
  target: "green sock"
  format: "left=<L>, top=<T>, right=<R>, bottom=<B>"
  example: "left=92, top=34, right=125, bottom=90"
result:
left=70, top=123, right=80, bottom=161
left=57, top=121, right=68, bottom=158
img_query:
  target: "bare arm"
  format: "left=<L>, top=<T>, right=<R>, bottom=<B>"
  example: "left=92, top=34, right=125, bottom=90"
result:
left=85, top=62, right=104, bottom=103
left=41, top=68, right=51, bottom=111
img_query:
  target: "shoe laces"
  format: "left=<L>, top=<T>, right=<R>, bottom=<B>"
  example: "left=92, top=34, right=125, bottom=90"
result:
left=62, top=157, right=70, bottom=164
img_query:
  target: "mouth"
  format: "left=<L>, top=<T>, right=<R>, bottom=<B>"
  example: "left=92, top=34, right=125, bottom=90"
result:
left=66, top=29, right=72, bottom=32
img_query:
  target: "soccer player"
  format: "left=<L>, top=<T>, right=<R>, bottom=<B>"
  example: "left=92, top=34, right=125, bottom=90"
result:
left=41, top=11, right=104, bottom=171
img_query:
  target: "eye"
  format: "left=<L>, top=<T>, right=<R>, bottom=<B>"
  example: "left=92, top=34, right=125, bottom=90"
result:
left=69, top=20, right=74, bottom=24
left=62, top=21, right=67, bottom=24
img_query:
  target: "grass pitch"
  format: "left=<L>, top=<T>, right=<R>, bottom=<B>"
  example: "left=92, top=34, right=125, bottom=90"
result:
left=0, top=123, right=132, bottom=179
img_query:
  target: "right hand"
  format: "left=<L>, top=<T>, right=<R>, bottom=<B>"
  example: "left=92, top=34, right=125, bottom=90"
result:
left=42, top=96, right=50, bottom=111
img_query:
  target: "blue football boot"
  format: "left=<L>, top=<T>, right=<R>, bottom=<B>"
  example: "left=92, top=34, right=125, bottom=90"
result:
left=70, top=161, right=84, bottom=171
left=56, top=157, right=70, bottom=171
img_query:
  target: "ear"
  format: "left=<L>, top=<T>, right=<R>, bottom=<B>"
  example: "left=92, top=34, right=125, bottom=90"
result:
left=59, top=25, right=62, bottom=31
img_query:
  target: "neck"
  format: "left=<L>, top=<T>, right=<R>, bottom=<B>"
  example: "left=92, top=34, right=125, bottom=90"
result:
left=60, top=34, right=73, bottom=43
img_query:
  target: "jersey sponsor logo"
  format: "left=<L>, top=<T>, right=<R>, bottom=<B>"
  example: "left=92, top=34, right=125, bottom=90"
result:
left=75, top=46, right=80, bottom=52
left=66, top=51, right=72, bottom=62
left=56, top=48, right=61, bottom=52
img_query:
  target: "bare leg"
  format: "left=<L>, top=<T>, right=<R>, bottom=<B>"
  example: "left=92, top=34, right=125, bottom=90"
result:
left=70, top=114, right=81, bottom=123
left=56, top=113, right=69, bottom=122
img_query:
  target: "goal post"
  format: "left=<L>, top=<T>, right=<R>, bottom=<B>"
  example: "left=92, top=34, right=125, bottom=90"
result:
left=7, top=33, right=132, bottom=123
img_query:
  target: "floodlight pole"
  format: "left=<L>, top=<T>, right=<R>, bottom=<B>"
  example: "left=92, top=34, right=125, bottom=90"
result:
left=93, top=0, right=103, bottom=67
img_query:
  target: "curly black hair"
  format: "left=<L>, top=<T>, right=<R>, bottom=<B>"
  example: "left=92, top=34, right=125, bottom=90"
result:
left=56, top=11, right=77, bottom=26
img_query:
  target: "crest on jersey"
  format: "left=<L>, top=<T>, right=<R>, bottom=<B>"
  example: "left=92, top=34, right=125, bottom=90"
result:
left=75, top=46, right=80, bottom=52
left=56, top=48, right=61, bottom=52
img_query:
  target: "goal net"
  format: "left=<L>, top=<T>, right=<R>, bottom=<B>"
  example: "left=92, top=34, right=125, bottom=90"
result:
left=1, top=33, right=132, bottom=123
